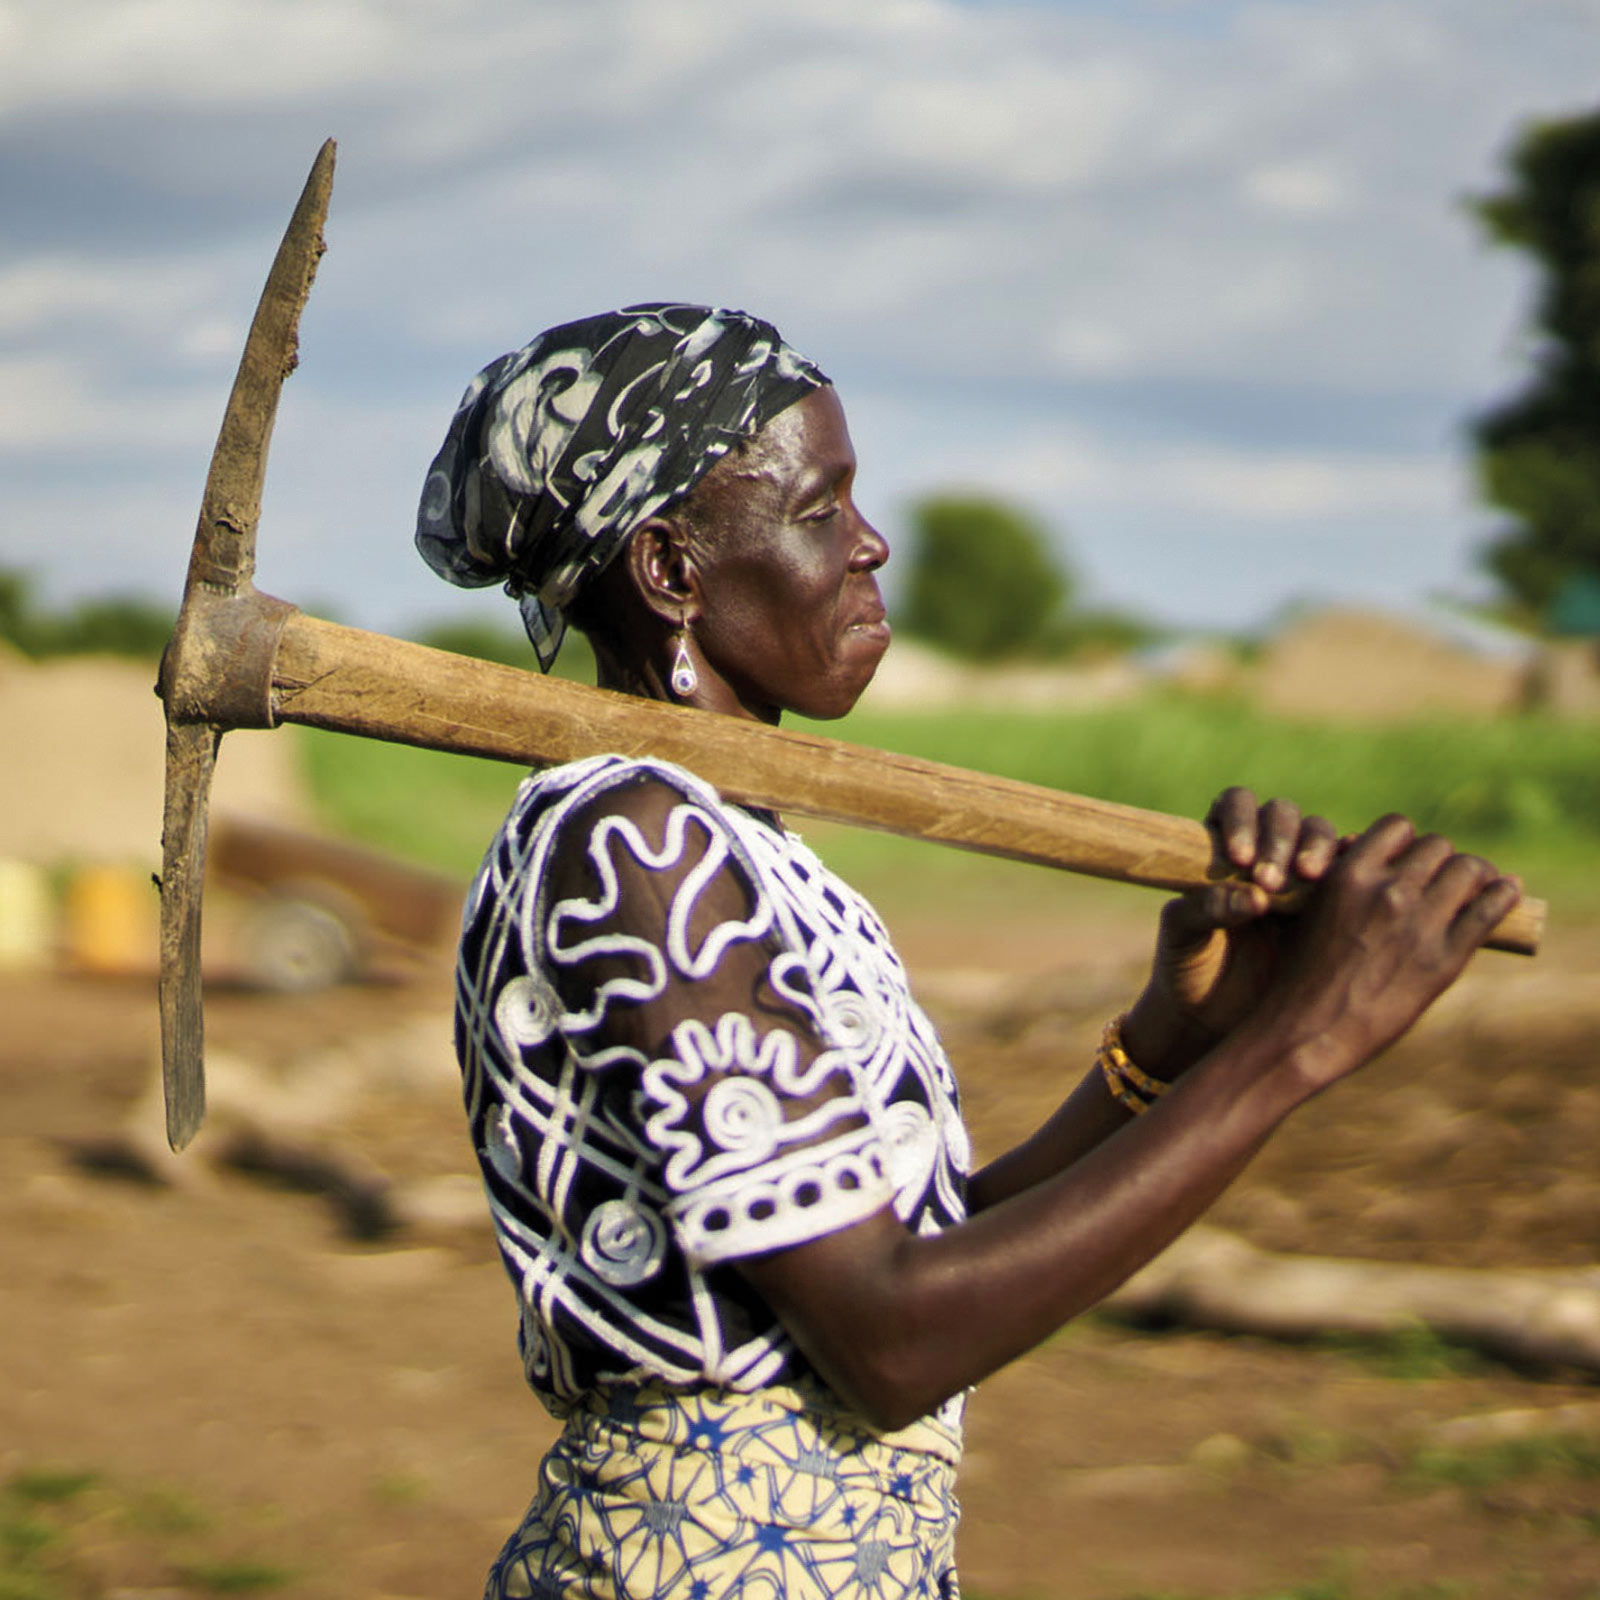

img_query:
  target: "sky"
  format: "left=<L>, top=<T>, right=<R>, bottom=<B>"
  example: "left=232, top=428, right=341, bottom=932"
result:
left=3, top=0, right=1598, bottom=642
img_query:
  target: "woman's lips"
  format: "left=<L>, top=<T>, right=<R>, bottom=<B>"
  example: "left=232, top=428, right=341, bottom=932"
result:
left=848, top=616, right=892, bottom=646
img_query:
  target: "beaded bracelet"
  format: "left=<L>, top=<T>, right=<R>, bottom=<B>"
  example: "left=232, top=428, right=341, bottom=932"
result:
left=1096, top=1013, right=1170, bottom=1117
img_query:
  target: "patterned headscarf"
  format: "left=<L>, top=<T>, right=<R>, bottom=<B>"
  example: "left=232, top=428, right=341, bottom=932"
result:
left=416, top=303, right=828, bottom=669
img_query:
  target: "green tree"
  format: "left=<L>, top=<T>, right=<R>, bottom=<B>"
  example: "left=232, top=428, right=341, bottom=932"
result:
left=53, top=595, right=174, bottom=657
left=900, top=494, right=1071, bottom=660
left=0, top=565, right=173, bottom=658
left=1472, top=106, right=1600, bottom=615
left=0, top=568, right=33, bottom=652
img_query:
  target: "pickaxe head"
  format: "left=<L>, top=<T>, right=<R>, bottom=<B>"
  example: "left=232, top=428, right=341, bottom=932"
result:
left=151, top=141, right=1548, bottom=1151
left=156, top=141, right=334, bottom=1149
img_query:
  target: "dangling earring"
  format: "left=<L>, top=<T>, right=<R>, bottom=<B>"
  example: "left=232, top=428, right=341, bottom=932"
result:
left=670, top=628, right=698, bottom=698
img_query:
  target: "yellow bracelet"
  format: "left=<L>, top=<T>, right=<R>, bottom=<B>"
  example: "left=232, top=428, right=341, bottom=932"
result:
left=1097, top=1013, right=1169, bottom=1116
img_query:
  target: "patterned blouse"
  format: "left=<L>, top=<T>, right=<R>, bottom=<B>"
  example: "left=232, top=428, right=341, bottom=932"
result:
left=454, top=755, right=970, bottom=1427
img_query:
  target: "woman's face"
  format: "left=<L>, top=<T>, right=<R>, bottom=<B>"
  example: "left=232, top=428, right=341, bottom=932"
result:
left=683, top=386, right=890, bottom=724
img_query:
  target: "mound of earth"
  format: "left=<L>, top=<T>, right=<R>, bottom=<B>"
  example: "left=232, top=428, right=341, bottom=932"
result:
left=1, top=894, right=1597, bottom=1599
left=0, top=652, right=312, bottom=867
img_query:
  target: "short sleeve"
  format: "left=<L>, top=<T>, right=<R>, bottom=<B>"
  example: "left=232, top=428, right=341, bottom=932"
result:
left=538, top=771, right=896, bottom=1267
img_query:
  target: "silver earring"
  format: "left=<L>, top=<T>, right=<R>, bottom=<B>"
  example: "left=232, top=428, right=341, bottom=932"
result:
left=670, top=630, right=698, bottom=698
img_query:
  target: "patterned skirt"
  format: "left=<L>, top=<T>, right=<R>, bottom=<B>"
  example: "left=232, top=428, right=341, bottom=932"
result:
left=485, top=1381, right=962, bottom=1599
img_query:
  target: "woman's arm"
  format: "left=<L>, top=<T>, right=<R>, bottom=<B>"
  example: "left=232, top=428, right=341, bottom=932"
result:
left=739, top=816, right=1520, bottom=1431
left=743, top=1021, right=1299, bottom=1429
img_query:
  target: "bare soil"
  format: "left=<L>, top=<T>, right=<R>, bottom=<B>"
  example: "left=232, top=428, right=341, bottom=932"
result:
left=3, top=896, right=1599, bottom=1600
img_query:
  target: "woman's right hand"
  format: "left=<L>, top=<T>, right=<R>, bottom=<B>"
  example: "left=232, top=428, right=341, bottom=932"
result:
left=1237, top=813, right=1521, bottom=1096
left=1123, top=787, right=1340, bottom=1077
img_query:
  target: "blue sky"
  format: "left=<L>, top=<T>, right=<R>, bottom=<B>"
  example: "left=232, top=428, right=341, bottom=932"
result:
left=2, top=0, right=1597, bottom=639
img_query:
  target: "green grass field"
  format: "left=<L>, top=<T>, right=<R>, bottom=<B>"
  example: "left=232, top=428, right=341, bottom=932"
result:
left=296, top=693, right=1599, bottom=920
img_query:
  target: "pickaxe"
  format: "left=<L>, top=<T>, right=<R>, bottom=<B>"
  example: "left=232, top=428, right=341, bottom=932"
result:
left=157, top=142, right=1546, bottom=1152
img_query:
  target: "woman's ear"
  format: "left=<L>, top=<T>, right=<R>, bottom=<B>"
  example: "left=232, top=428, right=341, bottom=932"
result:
left=623, top=516, right=702, bottom=625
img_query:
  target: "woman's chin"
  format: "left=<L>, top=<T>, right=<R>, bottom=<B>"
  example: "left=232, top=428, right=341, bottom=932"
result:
left=798, top=655, right=887, bottom=722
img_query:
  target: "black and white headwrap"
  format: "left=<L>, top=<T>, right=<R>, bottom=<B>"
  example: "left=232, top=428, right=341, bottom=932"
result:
left=416, top=303, right=828, bottom=670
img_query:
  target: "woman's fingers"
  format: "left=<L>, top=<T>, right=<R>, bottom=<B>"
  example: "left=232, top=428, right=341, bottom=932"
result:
left=1322, top=823, right=1514, bottom=983
left=1161, top=881, right=1269, bottom=951
left=1331, top=819, right=1464, bottom=945
left=1207, top=787, right=1261, bottom=872
left=1392, top=830, right=1458, bottom=887
left=1149, top=799, right=1518, bottom=1078
left=1176, top=798, right=1521, bottom=1083
left=1446, top=873, right=1523, bottom=955
left=1205, top=787, right=1339, bottom=890
left=1249, top=796, right=1301, bottom=890
left=1413, top=850, right=1521, bottom=957
left=1263, top=824, right=1523, bottom=1081
left=1291, top=814, right=1340, bottom=882
left=1338, top=812, right=1417, bottom=872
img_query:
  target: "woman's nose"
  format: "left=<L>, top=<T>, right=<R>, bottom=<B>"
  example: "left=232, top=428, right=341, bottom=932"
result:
left=852, top=511, right=889, bottom=571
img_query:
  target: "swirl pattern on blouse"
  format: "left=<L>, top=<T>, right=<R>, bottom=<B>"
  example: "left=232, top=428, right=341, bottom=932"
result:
left=454, top=755, right=969, bottom=1421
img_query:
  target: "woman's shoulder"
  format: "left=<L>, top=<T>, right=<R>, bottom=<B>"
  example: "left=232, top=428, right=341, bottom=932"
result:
left=484, top=755, right=776, bottom=895
left=466, top=754, right=769, bottom=953
left=515, top=753, right=739, bottom=836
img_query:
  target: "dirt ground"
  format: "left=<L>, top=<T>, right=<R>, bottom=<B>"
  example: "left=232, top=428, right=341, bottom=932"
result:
left=3, top=891, right=1599, bottom=1600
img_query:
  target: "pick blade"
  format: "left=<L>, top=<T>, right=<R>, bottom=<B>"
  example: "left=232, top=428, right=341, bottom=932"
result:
left=158, top=719, right=219, bottom=1150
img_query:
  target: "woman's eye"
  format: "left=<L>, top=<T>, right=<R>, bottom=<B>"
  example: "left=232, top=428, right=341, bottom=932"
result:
left=805, top=503, right=840, bottom=523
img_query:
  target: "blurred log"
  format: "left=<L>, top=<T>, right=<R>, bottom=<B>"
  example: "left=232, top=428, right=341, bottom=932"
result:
left=1424, top=1399, right=1600, bottom=1449
left=1106, top=1225, right=1600, bottom=1374
left=76, top=1019, right=476, bottom=1243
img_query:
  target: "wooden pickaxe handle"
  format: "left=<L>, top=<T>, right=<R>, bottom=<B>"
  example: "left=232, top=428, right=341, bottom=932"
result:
left=266, top=611, right=1545, bottom=956
left=157, top=141, right=1546, bottom=1153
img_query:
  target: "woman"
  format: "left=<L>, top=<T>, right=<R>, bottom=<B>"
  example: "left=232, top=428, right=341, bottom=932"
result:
left=417, top=304, right=1520, bottom=1600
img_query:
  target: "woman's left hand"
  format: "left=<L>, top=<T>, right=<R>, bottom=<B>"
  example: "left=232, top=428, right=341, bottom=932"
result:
left=1120, top=787, right=1341, bottom=1077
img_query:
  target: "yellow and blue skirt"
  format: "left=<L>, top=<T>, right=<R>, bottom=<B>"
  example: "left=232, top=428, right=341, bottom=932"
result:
left=486, top=1381, right=961, bottom=1599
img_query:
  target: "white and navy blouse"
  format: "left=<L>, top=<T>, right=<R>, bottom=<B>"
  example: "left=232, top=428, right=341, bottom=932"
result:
left=454, top=755, right=970, bottom=1419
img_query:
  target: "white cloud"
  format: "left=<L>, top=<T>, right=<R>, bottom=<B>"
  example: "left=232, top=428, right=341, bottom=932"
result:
left=953, top=428, right=1457, bottom=523
left=1049, top=321, right=1132, bottom=377
left=0, top=352, right=217, bottom=452
left=1, top=0, right=1594, bottom=631
left=0, top=355, right=86, bottom=450
left=0, top=254, right=236, bottom=349
left=5, top=0, right=1568, bottom=395
left=0, top=0, right=404, bottom=112
left=1242, top=161, right=1354, bottom=218
left=1163, top=449, right=1452, bottom=520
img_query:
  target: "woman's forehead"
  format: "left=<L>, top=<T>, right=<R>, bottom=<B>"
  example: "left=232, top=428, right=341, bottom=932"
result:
left=724, top=387, right=854, bottom=492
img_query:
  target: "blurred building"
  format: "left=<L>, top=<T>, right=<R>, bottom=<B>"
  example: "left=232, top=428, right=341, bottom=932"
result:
left=1250, top=604, right=1550, bottom=722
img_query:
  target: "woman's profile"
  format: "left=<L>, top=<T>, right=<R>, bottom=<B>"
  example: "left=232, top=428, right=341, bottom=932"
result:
left=416, top=303, right=1520, bottom=1600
